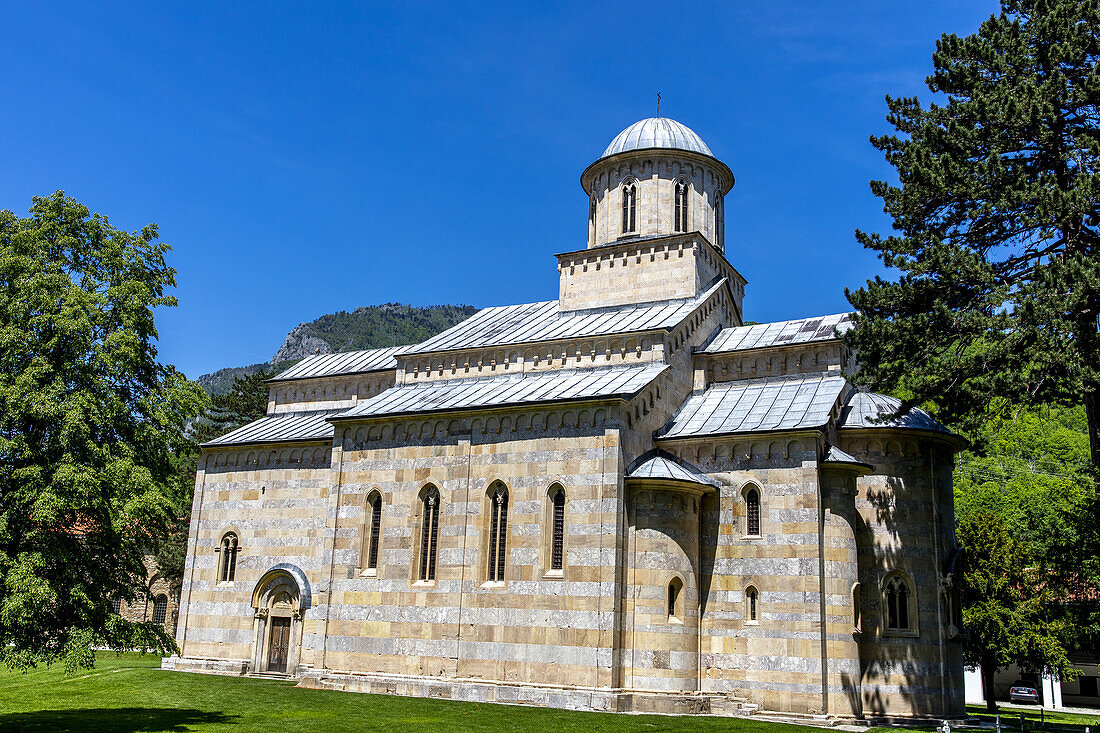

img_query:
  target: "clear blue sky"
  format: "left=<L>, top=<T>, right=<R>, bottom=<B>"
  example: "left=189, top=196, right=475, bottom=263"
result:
left=2, top=2, right=999, bottom=378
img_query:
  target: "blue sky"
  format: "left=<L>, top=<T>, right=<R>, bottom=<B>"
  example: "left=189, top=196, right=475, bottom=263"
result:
left=1, top=2, right=999, bottom=378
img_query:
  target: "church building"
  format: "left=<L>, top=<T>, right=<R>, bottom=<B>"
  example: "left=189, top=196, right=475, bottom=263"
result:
left=167, top=117, right=965, bottom=719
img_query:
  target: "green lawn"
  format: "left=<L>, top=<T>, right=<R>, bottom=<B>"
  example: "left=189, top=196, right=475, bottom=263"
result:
left=0, top=652, right=822, bottom=733
left=964, top=704, right=1100, bottom=729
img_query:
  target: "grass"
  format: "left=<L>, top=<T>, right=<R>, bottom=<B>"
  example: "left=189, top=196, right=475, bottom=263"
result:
left=0, top=652, right=823, bottom=733
left=964, top=704, right=1100, bottom=729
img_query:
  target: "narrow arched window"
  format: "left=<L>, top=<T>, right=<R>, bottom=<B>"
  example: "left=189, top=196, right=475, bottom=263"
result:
left=550, top=485, right=566, bottom=571
left=152, top=594, right=168, bottom=626
left=674, top=179, right=689, bottom=232
left=111, top=598, right=122, bottom=615
left=487, top=484, right=509, bottom=582
left=667, top=577, right=683, bottom=621
left=365, top=492, right=382, bottom=572
left=419, top=487, right=441, bottom=581
left=885, top=574, right=914, bottom=631
left=746, top=586, right=759, bottom=623
left=219, top=532, right=238, bottom=582
left=745, top=488, right=761, bottom=536
left=853, top=583, right=862, bottom=632
left=622, top=180, right=637, bottom=234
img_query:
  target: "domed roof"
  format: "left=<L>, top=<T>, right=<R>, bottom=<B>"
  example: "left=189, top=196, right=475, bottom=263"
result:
left=600, top=117, right=713, bottom=159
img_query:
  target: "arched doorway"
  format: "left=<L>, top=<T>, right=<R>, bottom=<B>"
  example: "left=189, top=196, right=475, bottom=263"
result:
left=250, top=566, right=309, bottom=676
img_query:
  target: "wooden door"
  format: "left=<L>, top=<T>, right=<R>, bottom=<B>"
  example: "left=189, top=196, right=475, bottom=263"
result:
left=268, top=617, right=291, bottom=673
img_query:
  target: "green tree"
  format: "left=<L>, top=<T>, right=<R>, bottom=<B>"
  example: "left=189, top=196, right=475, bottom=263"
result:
left=843, top=0, right=1100, bottom=464
left=0, top=192, right=206, bottom=671
left=959, top=511, right=1076, bottom=711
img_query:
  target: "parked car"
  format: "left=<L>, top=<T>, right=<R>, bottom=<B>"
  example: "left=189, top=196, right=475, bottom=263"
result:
left=1008, top=681, right=1040, bottom=704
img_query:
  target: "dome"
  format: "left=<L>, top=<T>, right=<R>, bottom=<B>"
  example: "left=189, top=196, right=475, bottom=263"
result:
left=600, top=117, right=713, bottom=159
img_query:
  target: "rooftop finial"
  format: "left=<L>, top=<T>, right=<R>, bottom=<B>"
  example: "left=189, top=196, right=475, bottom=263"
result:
left=656, top=91, right=661, bottom=118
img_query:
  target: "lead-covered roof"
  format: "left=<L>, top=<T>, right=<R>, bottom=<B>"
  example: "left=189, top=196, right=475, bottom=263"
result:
left=270, top=346, right=403, bottom=381
left=839, top=391, right=951, bottom=433
left=626, top=450, right=720, bottom=488
left=657, top=372, right=847, bottom=439
left=704, top=313, right=853, bottom=353
left=340, top=363, right=666, bottom=419
left=399, top=280, right=726, bottom=356
left=202, top=411, right=339, bottom=447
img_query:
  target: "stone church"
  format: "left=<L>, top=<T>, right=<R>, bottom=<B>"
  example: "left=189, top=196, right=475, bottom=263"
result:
left=167, top=117, right=965, bottom=719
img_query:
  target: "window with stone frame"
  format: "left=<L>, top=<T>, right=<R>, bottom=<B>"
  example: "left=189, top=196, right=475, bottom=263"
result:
left=667, top=576, right=683, bottom=622
left=744, top=487, right=761, bottom=536
left=218, top=532, right=239, bottom=582
left=745, top=585, right=759, bottom=624
left=486, top=483, right=509, bottom=583
left=418, top=486, right=441, bottom=582
left=884, top=572, right=917, bottom=633
left=549, top=484, right=566, bottom=572
left=111, top=597, right=122, bottom=615
left=852, top=582, right=862, bottom=632
left=674, top=178, right=689, bottom=232
left=621, top=180, right=637, bottom=233
left=151, top=594, right=168, bottom=626
left=363, top=490, right=382, bottom=573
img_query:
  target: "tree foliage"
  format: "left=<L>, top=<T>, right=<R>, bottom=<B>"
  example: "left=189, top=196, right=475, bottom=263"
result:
left=0, top=192, right=206, bottom=671
left=958, top=511, right=1077, bottom=710
left=844, top=0, right=1100, bottom=462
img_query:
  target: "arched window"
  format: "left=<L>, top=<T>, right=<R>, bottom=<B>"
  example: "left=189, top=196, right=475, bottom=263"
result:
left=219, top=532, right=238, bottom=582
left=674, top=179, right=689, bottom=232
left=487, top=484, right=509, bottom=582
left=745, top=487, right=761, bottom=536
left=884, top=573, right=915, bottom=632
left=363, top=491, right=382, bottom=572
left=550, top=485, right=566, bottom=571
left=667, top=577, right=683, bottom=621
left=621, top=180, right=637, bottom=234
left=715, top=190, right=724, bottom=248
left=111, top=598, right=122, bottom=615
left=151, top=594, right=168, bottom=626
left=418, top=487, right=441, bottom=581
left=745, top=585, right=759, bottom=624
left=852, top=582, right=862, bottom=632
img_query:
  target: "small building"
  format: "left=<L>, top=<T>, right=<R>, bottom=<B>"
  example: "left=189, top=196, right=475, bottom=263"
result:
left=166, top=117, right=966, bottom=718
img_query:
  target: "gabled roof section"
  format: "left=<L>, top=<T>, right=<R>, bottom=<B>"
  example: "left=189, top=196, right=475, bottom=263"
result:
left=338, top=363, right=667, bottom=419
left=657, top=372, right=848, bottom=439
left=704, top=313, right=853, bottom=353
left=399, top=279, right=728, bottom=356
left=203, top=411, right=339, bottom=447
left=626, top=450, right=720, bottom=488
left=270, top=346, right=403, bottom=382
left=839, top=391, right=952, bottom=434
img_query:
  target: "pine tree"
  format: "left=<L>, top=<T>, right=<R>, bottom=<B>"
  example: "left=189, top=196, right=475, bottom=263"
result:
left=845, top=0, right=1100, bottom=463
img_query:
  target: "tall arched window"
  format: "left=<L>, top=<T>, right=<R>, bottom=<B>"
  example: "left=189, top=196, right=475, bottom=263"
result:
left=745, top=488, right=761, bottom=536
left=853, top=582, right=862, bottom=632
left=487, top=484, right=509, bottom=582
left=884, top=573, right=915, bottom=632
left=667, top=577, right=683, bottom=621
left=674, top=179, right=689, bottom=232
left=219, top=532, right=238, bottom=582
left=151, top=594, right=168, bottom=626
left=111, top=598, right=122, bottom=615
left=363, top=491, right=382, bottom=572
left=621, top=180, right=637, bottom=234
left=418, top=487, right=441, bottom=581
left=550, top=485, right=566, bottom=571
left=745, top=585, right=759, bottom=624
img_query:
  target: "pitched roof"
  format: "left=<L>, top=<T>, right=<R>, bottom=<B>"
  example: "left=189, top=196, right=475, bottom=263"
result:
left=270, top=346, right=403, bottom=382
left=657, top=372, right=848, bottom=439
left=202, top=411, right=338, bottom=447
left=838, top=391, right=951, bottom=434
left=823, top=444, right=873, bottom=469
left=704, top=313, right=853, bottom=353
left=339, top=363, right=666, bottom=419
left=399, top=280, right=727, bottom=356
left=626, top=450, right=720, bottom=488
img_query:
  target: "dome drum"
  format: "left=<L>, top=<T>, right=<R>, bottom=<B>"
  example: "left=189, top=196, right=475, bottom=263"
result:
left=582, top=118, right=733, bottom=252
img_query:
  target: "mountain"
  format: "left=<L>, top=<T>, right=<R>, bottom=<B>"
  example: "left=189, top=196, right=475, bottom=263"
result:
left=196, top=303, right=479, bottom=395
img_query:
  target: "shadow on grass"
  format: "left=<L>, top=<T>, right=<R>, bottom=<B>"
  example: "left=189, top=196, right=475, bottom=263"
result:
left=0, top=707, right=236, bottom=732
